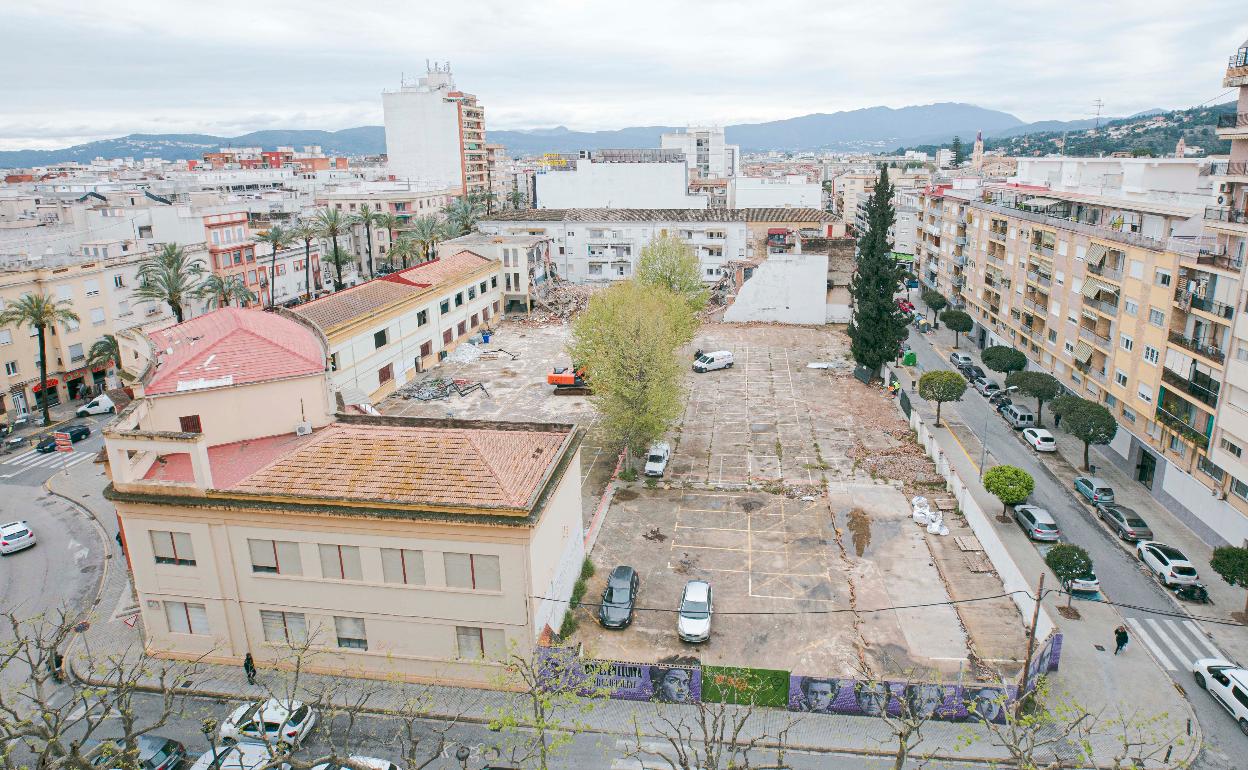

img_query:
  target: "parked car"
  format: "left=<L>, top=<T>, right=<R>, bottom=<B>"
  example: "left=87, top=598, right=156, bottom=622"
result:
left=961, top=364, right=986, bottom=382
left=1073, top=476, right=1115, bottom=505
left=35, top=423, right=90, bottom=453
left=0, top=520, right=36, bottom=555
left=949, top=352, right=973, bottom=369
left=677, top=580, right=713, bottom=643
left=973, top=378, right=1001, bottom=397
left=598, top=565, right=639, bottom=629
left=76, top=394, right=116, bottom=417
left=693, top=351, right=734, bottom=373
left=87, top=735, right=187, bottom=770
left=220, top=699, right=318, bottom=749
left=1013, top=505, right=1061, bottom=542
left=1096, top=503, right=1154, bottom=542
left=643, top=442, right=671, bottom=477
left=189, top=743, right=287, bottom=770
left=1021, top=427, right=1056, bottom=452
left=1191, top=659, right=1248, bottom=735
left=1064, top=566, right=1101, bottom=594
left=1003, top=404, right=1036, bottom=429
left=1137, top=541, right=1200, bottom=586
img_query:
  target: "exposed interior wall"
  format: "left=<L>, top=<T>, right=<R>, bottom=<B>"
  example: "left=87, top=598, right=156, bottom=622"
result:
left=723, top=252, right=828, bottom=325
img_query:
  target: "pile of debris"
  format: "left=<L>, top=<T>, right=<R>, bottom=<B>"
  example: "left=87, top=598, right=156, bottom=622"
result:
left=848, top=428, right=944, bottom=497
left=521, top=281, right=595, bottom=325
left=399, top=377, right=489, bottom=401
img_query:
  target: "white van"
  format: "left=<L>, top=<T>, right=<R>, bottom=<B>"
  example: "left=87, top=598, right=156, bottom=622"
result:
left=76, top=394, right=116, bottom=417
left=693, top=351, right=734, bottom=373
left=1002, top=404, right=1036, bottom=429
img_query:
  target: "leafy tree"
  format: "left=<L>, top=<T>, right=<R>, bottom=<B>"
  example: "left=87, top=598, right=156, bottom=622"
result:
left=489, top=648, right=605, bottom=770
left=288, top=220, right=320, bottom=300
left=1053, top=397, right=1117, bottom=470
left=568, top=281, right=695, bottom=469
left=848, top=166, right=909, bottom=372
left=983, top=465, right=1034, bottom=516
left=87, top=334, right=125, bottom=382
left=940, top=309, right=973, bottom=348
left=442, top=197, right=482, bottom=237
left=134, top=243, right=205, bottom=323
left=0, top=294, right=79, bottom=424
left=1045, top=544, right=1094, bottom=606
left=950, top=135, right=964, bottom=166
left=350, top=203, right=382, bottom=279
left=314, top=208, right=349, bottom=290
left=389, top=234, right=418, bottom=270
left=196, top=274, right=256, bottom=309
left=506, top=189, right=528, bottom=210
left=921, top=290, right=946, bottom=321
left=636, top=234, right=708, bottom=311
left=1210, top=546, right=1248, bottom=619
left=407, top=215, right=446, bottom=263
left=322, top=245, right=354, bottom=292
left=256, top=224, right=289, bottom=308
left=918, top=370, right=967, bottom=428
left=467, top=189, right=499, bottom=216
left=1006, top=370, right=1062, bottom=426
left=981, top=345, right=1027, bottom=376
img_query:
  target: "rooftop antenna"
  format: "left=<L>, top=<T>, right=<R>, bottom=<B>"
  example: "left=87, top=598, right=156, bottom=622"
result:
left=1093, top=98, right=1105, bottom=130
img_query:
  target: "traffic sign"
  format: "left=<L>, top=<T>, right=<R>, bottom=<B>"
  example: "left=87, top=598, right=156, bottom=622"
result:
left=53, top=431, right=72, bottom=453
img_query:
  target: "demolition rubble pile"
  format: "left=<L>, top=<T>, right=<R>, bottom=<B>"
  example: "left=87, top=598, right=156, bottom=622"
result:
left=847, top=428, right=945, bottom=497
left=398, top=377, right=488, bottom=401
left=520, top=282, right=595, bottom=325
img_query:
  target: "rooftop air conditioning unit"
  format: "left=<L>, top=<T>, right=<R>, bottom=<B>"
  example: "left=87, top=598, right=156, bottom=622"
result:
left=294, top=422, right=312, bottom=436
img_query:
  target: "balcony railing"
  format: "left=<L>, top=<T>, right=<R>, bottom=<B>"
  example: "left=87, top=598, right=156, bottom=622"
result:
left=1209, top=160, right=1248, bottom=176
left=1216, top=112, right=1248, bottom=129
left=953, top=254, right=967, bottom=266
left=955, top=236, right=968, bottom=246
left=1155, top=404, right=1210, bottom=449
left=1083, top=296, right=1119, bottom=316
left=1161, top=367, right=1220, bottom=409
left=1031, top=242, right=1055, bottom=258
left=1178, top=290, right=1236, bottom=320
left=1022, top=297, right=1048, bottom=313
left=1078, top=326, right=1112, bottom=348
left=987, top=252, right=1004, bottom=265
left=1190, top=245, right=1245, bottom=272
left=1205, top=206, right=1248, bottom=224
left=1086, top=367, right=1107, bottom=384
left=1167, top=331, right=1225, bottom=363
left=1087, top=262, right=1123, bottom=281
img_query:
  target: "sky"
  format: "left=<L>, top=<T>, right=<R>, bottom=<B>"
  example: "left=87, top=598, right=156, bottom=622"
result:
left=3, top=0, right=1246, bottom=150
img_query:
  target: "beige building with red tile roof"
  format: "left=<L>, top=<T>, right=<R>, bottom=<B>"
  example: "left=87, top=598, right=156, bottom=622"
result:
left=291, top=250, right=503, bottom=405
left=104, top=309, right=586, bottom=686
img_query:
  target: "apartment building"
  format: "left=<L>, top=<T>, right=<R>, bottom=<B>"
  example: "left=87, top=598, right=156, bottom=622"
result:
left=254, top=242, right=324, bottom=307
left=291, top=251, right=502, bottom=405
left=916, top=174, right=1248, bottom=544
left=660, top=126, right=740, bottom=181
left=104, top=308, right=583, bottom=685
left=0, top=242, right=179, bottom=415
left=437, top=233, right=554, bottom=314
left=730, top=176, right=823, bottom=209
left=382, top=63, right=487, bottom=194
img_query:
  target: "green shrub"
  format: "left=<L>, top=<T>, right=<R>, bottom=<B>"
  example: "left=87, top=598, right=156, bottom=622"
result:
left=559, top=612, right=578, bottom=638
left=618, top=467, right=638, bottom=482
left=580, top=557, right=596, bottom=581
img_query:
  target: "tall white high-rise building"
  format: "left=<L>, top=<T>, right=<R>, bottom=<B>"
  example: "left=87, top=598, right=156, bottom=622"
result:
left=660, top=126, right=741, bottom=181
left=382, top=62, right=487, bottom=194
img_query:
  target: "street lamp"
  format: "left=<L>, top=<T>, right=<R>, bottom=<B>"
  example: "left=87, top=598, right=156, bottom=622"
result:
left=979, top=385, right=1018, bottom=479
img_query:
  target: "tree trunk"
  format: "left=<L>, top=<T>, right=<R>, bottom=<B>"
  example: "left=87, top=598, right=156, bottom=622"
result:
left=935, top=401, right=942, bottom=428
left=1036, top=398, right=1045, bottom=427
left=1083, top=441, right=1091, bottom=471
left=172, top=302, right=184, bottom=323
left=364, top=224, right=374, bottom=279
left=36, top=326, right=50, bottom=425
left=953, top=332, right=960, bottom=349
left=269, top=247, right=278, bottom=309
left=331, top=237, right=344, bottom=290
left=303, top=240, right=312, bottom=301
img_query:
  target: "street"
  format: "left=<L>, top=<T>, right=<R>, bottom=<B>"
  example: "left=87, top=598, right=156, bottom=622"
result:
left=0, top=413, right=108, bottom=486
left=905, top=323, right=1248, bottom=769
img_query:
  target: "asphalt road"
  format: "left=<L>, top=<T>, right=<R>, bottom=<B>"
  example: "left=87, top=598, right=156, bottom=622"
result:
left=906, top=327, right=1248, bottom=770
left=0, top=415, right=108, bottom=486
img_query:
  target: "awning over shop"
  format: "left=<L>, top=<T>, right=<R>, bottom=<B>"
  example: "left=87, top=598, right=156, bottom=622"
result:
left=1073, top=341, right=1094, bottom=364
left=31, top=379, right=59, bottom=393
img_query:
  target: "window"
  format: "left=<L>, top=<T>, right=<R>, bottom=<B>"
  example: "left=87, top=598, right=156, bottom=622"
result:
left=1148, top=308, right=1165, bottom=327
left=84, top=279, right=100, bottom=297
left=1122, top=407, right=1136, bottom=423
left=378, top=363, right=393, bottom=384
left=90, top=308, right=106, bottom=326
left=440, top=299, right=450, bottom=314
left=1137, top=384, right=1153, bottom=404
left=374, top=329, right=390, bottom=349
left=470, top=313, right=479, bottom=328
left=467, top=287, right=476, bottom=300
left=455, top=292, right=464, bottom=307
left=416, top=310, right=428, bottom=327
left=493, top=301, right=500, bottom=314
left=1120, top=335, right=1134, bottom=352
left=1143, top=345, right=1159, bottom=365
left=249, top=539, right=303, bottom=575
left=444, top=553, right=501, bottom=591
left=1115, top=370, right=1128, bottom=387
left=380, top=548, right=425, bottom=585
left=260, top=610, right=307, bottom=644
left=455, top=626, right=506, bottom=659
left=247, top=270, right=256, bottom=285
left=164, top=602, right=209, bottom=635
left=113, top=274, right=125, bottom=288
left=1220, top=437, right=1243, bottom=458
left=1233, top=478, right=1248, bottom=502
left=443, top=329, right=453, bottom=345
left=4, top=362, right=16, bottom=376
left=420, top=341, right=432, bottom=358
left=1198, top=456, right=1226, bottom=482
left=151, top=531, right=195, bottom=566
left=69, top=343, right=84, bottom=362
left=1064, top=341, right=1074, bottom=355
left=1047, top=329, right=1057, bottom=343
left=179, top=415, right=202, bottom=433
left=1124, top=299, right=1138, bottom=316
left=318, top=544, right=363, bottom=580
left=0, top=330, right=10, bottom=345
left=57, top=286, right=72, bottom=301
left=1129, top=260, right=1144, bottom=279
left=490, top=276, right=497, bottom=289
left=334, top=616, right=368, bottom=650
left=1155, top=269, right=1172, bottom=287
left=457, top=321, right=466, bottom=336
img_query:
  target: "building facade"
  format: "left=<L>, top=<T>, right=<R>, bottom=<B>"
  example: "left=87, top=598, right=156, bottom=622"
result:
left=382, top=64, right=486, bottom=194
left=660, top=127, right=740, bottom=181
left=437, top=234, right=554, bottom=314
left=534, top=151, right=707, bottom=209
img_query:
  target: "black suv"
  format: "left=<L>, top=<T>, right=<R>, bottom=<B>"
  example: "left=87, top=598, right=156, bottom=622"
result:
left=35, top=424, right=90, bottom=453
left=598, top=565, right=639, bottom=629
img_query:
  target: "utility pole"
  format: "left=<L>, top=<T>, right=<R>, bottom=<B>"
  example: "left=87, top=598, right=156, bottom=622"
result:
left=1093, top=99, right=1105, bottom=130
left=1016, top=572, right=1046, bottom=715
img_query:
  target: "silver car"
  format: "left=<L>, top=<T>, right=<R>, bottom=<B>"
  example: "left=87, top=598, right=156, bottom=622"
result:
left=0, top=521, right=36, bottom=555
left=677, top=580, right=712, bottom=643
left=1014, top=505, right=1061, bottom=542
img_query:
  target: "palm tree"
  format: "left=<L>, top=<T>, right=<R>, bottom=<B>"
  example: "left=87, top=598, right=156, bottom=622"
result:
left=467, top=189, right=499, bottom=215
left=0, top=294, right=79, bottom=425
left=314, top=208, right=349, bottom=291
left=389, top=234, right=417, bottom=270
left=322, top=246, right=353, bottom=291
left=134, top=243, right=206, bottom=323
left=257, top=224, right=289, bottom=309
left=87, top=334, right=127, bottom=382
left=408, top=215, right=445, bottom=263
left=442, top=197, right=481, bottom=237
left=351, top=203, right=382, bottom=279
left=375, top=212, right=402, bottom=265
left=289, top=220, right=320, bottom=301
left=196, top=274, right=257, bottom=309
left=506, top=189, right=528, bottom=210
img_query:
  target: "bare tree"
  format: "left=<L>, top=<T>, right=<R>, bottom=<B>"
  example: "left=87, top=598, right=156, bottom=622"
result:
left=856, top=664, right=949, bottom=770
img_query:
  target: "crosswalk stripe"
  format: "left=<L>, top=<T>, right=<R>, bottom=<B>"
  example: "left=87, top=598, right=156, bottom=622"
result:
left=1128, top=618, right=1177, bottom=670
left=63, top=453, right=93, bottom=467
left=1163, top=619, right=1207, bottom=664
left=2, top=449, right=40, bottom=464
left=1146, top=619, right=1194, bottom=669
left=1183, top=620, right=1224, bottom=659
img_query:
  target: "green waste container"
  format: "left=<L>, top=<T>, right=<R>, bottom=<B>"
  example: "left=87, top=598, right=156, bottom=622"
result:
left=903, top=351, right=917, bottom=366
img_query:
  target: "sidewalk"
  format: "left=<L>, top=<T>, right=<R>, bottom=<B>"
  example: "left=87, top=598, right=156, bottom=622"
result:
left=48, top=441, right=1165, bottom=768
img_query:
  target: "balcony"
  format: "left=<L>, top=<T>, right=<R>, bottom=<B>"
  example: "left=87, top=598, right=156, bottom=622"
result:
left=1085, top=366, right=1108, bottom=385
left=1087, top=261, right=1123, bottom=282
left=953, top=254, right=967, bottom=267
left=1155, top=404, right=1210, bottom=450
left=1216, top=112, right=1248, bottom=129
left=955, top=236, right=968, bottom=247
left=1188, top=245, right=1245, bottom=273
left=1083, top=296, right=1119, bottom=317
left=1031, top=242, right=1055, bottom=258
left=1204, top=206, right=1248, bottom=225
left=1168, top=331, right=1225, bottom=363
left=952, top=275, right=966, bottom=289
left=1078, top=326, right=1112, bottom=349
left=1161, top=367, right=1220, bottom=409
left=1176, top=289, right=1235, bottom=321
left=1210, top=160, right=1248, bottom=177
left=987, top=252, right=1004, bottom=265
left=1022, top=296, right=1048, bottom=313
left=1025, top=270, right=1052, bottom=288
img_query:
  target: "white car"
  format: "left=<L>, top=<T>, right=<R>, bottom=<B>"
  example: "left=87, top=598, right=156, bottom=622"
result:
left=312, top=759, right=401, bottom=770
left=189, top=743, right=289, bottom=770
left=76, top=394, right=116, bottom=417
left=1136, top=541, right=1200, bottom=586
left=1064, top=566, right=1100, bottom=594
left=644, top=442, right=671, bottom=477
left=1191, top=659, right=1248, bottom=735
left=1022, top=428, right=1057, bottom=452
left=220, top=699, right=318, bottom=749
left=677, top=580, right=712, bottom=643
left=0, top=521, right=36, bottom=555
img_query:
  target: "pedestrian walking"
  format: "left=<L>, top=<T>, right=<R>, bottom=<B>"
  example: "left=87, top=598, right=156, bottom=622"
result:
left=1113, top=625, right=1129, bottom=655
left=243, top=652, right=257, bottom=684
left=1054, top=412, right=1062, bottom=428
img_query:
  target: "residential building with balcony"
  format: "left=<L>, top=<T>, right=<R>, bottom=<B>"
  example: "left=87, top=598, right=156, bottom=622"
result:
left=382, top=63, right=487, bottom=194
left=659, top=126, right=740, bottom=182
left=437, top=233, right=554, bottom=314
left=105, top=307, right=584, bottom=685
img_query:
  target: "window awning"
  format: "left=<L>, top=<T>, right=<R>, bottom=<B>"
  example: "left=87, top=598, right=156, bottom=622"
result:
left=1081, top=276, right=1117, bottom=298
left=1086, top=242, right=1108, bottom=266
left=1081, top=308, right=1100, bottom=321
left=1073, top=341, right=1095, bottom=364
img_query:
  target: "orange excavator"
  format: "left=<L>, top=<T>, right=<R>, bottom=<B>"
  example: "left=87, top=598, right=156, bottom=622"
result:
left=547, top=365, right=592, bottom=395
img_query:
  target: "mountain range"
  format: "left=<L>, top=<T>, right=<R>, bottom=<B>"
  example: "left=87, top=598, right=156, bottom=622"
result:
left=0, top=102, right=1174, bottom=167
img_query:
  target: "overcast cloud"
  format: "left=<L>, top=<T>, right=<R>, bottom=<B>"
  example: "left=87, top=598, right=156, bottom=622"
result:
left=2, top=0, right=1245, bottom=150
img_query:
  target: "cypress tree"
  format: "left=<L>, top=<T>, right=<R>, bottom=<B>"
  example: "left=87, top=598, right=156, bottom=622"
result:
left=951, top=135, right=965, bottom=166
left=848, top=166, right=909, bottom=373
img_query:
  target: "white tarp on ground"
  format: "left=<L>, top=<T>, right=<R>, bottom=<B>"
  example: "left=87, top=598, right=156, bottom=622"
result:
left=724, top=251, right=829, bottom=325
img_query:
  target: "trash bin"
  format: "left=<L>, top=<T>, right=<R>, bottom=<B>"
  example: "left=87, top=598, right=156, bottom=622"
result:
left=903, top=351, right=917, bottom=367
left=482, top=331, right=492, bottom=343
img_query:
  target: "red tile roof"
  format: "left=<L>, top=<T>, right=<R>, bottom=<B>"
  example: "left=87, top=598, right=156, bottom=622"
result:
left=145, top=308, right=325, bottom=396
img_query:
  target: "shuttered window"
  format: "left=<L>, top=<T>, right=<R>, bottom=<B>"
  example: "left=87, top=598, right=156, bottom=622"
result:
left=150, top=531, right=195, bottom=566
left=380, top=548, right=425, bottom=585
left=444, top=553, right=501, bottom=591
left=260, top=610, right=307, bottom=644
left=455, top=626, right=506, bottom=659
left=164, top=602, right=209, bottom=635
left=318, top=544, right=362, bottom=580
left=334, top=617, right=368, bottom=650
left=249, top=539, right=302, bottom=575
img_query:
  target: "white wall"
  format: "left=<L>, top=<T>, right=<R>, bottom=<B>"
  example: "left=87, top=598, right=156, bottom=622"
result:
left=731, top=176, right=823, bottom=208
left=535, top=161, right=707, bottom=209
left=382, top=82, right=463, bottom=187
left=1160, top=456, right=1248, bottom=546
left=723, top=252, right=828, bottom=325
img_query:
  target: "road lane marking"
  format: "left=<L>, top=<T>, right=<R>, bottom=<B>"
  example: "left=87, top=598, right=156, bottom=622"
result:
left=1182, top=620, right=1224, bottom=659
left=1127, top=618, right=1177, bottom=670
left=1163, top=618, right=1208, bottom=664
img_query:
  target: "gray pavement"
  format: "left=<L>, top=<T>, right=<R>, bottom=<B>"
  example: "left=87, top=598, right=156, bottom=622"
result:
left=903, top=313, right=1246, bottom=769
